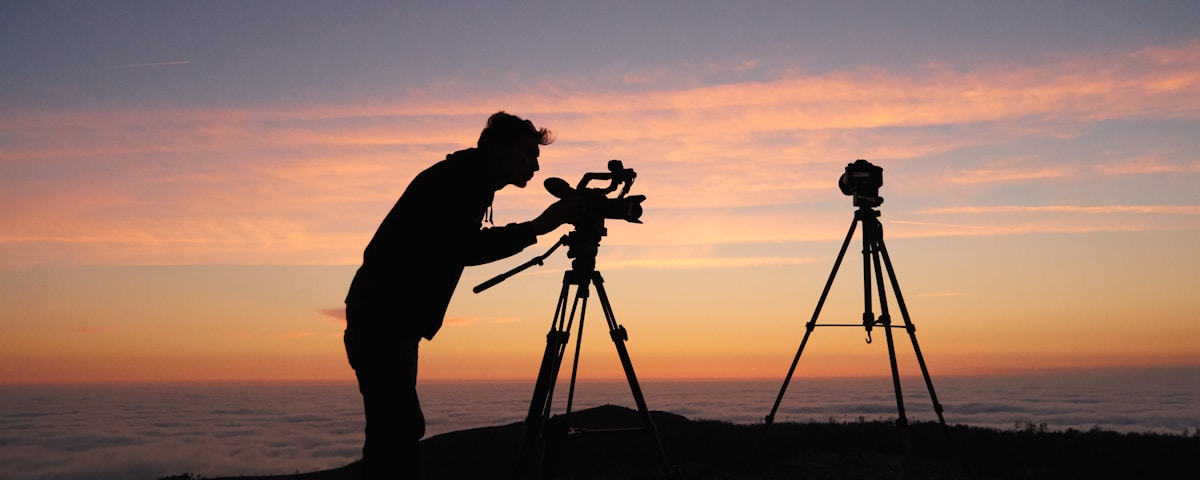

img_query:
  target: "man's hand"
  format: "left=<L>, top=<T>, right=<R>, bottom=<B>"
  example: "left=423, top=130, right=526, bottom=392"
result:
left=530, top=198, right=585, bottom=235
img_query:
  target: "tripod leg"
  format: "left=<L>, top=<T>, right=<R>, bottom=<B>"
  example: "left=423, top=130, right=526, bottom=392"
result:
left=878, top=238, right=951, bottom=447
left=544, top=276, right=593, bottom=480
left=514, top=278, right=575, bottom=479
left=871, top=242, right=912, bottom=455
left=592, top=272, right=673, bottom=474
left=564, top=282, right=590, bottom=418
left=762, top=217, right=859, bottom=441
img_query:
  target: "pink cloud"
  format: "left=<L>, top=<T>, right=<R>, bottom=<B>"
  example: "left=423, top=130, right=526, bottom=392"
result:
left=2, top=40, right=1198, bottom=266
left=917, top=205, right=1200, bottom=215
left=1093, top=157, right=1200, bottom=175
left=444, top=316, right=521, bottom=326
left=944, top=164, right=1080, bottom=184
left=317, top=308, right=346, bottom=320
left=916, top=292, right=965, bottom=298
left=121, top=60, right=190, bottom=68
left=603, top=256, right=816, bottom=270
left=76, top=326, right=116, bottom=334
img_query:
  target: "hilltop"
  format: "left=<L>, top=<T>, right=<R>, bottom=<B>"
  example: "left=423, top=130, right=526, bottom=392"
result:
left=170, top=404, right=1198, bottom=479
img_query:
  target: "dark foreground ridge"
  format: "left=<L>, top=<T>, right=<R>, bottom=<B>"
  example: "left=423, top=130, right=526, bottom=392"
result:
left=170, top=404, right=1199, bottom=480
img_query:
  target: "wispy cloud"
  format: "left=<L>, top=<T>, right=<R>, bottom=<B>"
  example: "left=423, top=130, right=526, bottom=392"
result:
left=317, top=308, right=346, bottom=320
left=918, top=205, right=1200, bottom=215
left=883, top=204, right=1200, bottom=238
left=1093, top=157, right=1200, bottom=175
left=944, top=164, right=1080, bottom=184
left=119, top=60, right=191, bottom=68
left=444, top=316, right=521, bottom=326
left=603, top=256, right=817, bottom=270
left=916, top=291, right=965, bottom=298
left=76, top=326, right=117, bottom=334
left=2, top=41, right=1198, bottom=266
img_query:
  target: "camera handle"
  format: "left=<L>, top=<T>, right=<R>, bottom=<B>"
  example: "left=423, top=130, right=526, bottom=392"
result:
left=576, top=159, right=636, bottom=198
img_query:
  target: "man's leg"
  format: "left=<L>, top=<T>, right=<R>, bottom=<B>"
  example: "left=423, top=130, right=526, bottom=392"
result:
left=345, top=310, right=425, bottom=479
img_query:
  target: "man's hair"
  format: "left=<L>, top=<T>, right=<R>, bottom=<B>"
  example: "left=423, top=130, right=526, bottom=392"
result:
left=477, top=111, right=554, bottom=151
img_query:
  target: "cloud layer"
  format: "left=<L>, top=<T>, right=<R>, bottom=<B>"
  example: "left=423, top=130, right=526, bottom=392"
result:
left=2, top=368, right=1197, bottom=480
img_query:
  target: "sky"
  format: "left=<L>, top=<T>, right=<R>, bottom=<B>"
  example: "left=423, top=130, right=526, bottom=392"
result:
left=2, top=0, right=1198, bottom=384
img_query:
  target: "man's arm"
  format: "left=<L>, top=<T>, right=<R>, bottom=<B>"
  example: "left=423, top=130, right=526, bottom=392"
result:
left=459, top=221, right=538, bottom=266
left=458, top=198, right=579, bottom=266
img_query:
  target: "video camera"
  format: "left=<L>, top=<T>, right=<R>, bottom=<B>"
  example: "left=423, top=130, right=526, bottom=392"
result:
left=544, top=160, right=646, bottom=226
left=472, top=161, right=645, bottom=293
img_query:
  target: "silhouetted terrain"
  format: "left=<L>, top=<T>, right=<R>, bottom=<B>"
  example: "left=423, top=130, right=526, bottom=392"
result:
left=169, top=404, right=1199, bottom=480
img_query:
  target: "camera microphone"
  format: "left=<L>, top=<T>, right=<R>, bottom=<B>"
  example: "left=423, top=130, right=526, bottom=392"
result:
left=544, top=177, right=574, bottom=199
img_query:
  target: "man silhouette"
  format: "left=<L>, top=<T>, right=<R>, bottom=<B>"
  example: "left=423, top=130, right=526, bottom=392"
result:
left=344, top=112, right=578, bottom=479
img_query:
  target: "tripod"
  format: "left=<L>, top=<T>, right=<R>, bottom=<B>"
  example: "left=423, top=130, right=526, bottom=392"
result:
left=476, top=228, right=672, bottom=479
left=761, top=202, right=948, bottom=452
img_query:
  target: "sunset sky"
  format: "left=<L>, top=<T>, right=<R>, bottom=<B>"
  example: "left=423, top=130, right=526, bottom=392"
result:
left=2, top=1, right=1198, bottom=384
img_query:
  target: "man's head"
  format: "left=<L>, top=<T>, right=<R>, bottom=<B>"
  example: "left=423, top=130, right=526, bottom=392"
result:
left=478, top=111, right=554, bottom=188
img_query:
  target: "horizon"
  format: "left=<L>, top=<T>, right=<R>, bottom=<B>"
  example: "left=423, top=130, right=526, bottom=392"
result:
left=4, top=364, right=1195, bottom=387
left=2, top=1, right=1199, bottom=385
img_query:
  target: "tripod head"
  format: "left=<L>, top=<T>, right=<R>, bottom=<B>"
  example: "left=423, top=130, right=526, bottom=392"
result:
left=854, top=202, right=883, bottom=222
left=473, top=161, right=647, bottom=293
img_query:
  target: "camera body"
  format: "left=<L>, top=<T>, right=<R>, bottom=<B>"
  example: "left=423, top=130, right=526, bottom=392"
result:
left=544, top=160, right=646, bottom=228
left=839, top=159, right=884, bottom=207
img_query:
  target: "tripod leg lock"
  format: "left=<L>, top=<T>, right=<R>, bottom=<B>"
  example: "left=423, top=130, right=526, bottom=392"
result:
left=878, top=313, right=891, bottom=326
left=610, top=325, right=629, bottom=342
left=547, top=330, right=570, bottom=345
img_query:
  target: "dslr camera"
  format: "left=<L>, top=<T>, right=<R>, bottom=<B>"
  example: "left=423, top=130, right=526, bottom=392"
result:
left=839, top=159, right=884, bottom=208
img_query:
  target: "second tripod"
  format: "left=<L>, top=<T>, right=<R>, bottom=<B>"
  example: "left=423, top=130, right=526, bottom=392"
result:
left=761, top=201, right=949, bottom=453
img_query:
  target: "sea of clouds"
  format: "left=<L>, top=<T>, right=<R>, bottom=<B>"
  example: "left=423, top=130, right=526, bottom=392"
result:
left=0, top=383, right=364, bottom=480
left=2, top=367, right=1197, bottom=480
